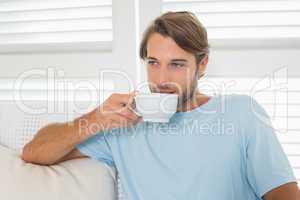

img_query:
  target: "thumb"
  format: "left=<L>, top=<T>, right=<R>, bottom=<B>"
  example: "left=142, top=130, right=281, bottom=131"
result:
left=127, top=90, right=139, bottom=107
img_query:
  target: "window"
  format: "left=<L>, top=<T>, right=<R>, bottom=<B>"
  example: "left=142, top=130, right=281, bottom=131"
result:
left=0, top=0, right=113, bottom=52
left=162, top=0, right=300, bottom=46
left=198, top=76, right=300, bottom=183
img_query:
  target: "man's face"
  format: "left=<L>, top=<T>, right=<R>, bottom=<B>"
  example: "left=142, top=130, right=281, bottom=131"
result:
left=145, top=33, right=207, bottom=109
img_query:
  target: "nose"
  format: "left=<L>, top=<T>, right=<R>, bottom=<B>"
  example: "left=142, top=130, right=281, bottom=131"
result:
left=157, top=65, right=169, bottom=84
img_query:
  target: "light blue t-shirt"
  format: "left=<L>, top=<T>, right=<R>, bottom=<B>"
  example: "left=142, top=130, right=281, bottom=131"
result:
left=76, top=94, right=296, bottom=200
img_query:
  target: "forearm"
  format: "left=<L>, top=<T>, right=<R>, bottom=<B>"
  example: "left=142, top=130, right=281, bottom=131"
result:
left=21, top=113, right=101, bottom=165
left=21, top=92, right=140, bottom=165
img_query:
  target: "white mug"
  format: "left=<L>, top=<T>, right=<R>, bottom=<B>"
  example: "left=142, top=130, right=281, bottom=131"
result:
left=133, top=93, right=178, bottom=123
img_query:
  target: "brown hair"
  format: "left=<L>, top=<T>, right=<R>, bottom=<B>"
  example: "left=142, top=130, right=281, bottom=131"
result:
left=140, top=11, right=209, bottom=64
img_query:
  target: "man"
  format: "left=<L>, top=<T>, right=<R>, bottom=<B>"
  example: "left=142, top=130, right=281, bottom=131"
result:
left=22, top=12, right=299, bottom=199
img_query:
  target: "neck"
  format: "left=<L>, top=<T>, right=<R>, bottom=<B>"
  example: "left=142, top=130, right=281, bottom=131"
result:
left=176, top=91, right=211, bottom=112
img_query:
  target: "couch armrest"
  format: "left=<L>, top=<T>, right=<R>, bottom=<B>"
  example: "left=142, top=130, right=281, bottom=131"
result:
left=0, top=145, right=117, bottom=200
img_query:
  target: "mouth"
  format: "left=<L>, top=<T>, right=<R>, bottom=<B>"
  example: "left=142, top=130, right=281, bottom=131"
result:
left=158, top=90, right=176, bottom=94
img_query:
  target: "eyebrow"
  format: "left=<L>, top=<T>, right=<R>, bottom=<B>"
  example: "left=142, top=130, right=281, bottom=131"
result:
left=146, top=57, right=188, bottom=63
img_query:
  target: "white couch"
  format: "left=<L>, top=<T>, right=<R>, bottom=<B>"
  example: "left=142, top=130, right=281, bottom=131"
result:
left=0, top=100, right=122, bottom=200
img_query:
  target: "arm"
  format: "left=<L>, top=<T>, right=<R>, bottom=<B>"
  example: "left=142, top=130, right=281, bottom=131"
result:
left=263, top=182, right=300, bottom=200
left=51, top=146, right=88, bottom=165
left=242, top=96, right=298, bottom=198
left=21, top=92, right=141, bottom=166
left=21, top=117, right=98, bottom=166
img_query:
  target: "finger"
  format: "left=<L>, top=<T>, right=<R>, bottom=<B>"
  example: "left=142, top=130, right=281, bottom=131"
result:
left=127, top=106, right=141, bottom=117
left=110, top=114, right=128, bottom=128
left=127, top=90, right=139, bottom=107
left=117, top=91, right=138, bottom=107
left=118, top=107, right=139, bottom=121
left=125, top=104, right=139, bottom=116
left=111, top=113, right=142, bottom=129
left=132, top=116, right=143, bottom=125
left=115, top=94, right=131, bottom=107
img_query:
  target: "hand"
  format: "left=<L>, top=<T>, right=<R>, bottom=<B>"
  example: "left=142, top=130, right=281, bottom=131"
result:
left=81, top=91, right=142, bottom=134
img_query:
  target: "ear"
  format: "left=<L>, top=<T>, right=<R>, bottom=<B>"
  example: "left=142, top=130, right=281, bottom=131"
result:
left=197, top=54, right=209, bottom=79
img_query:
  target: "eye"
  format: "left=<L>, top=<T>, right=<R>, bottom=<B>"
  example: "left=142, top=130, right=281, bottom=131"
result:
left=147, top=60, right=159, bottom=66
left=170, top=62, right=185, bottom=68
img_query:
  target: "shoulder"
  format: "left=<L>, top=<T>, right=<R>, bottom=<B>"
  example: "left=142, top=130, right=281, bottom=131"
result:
left=221, top=93, right=252, bottom=107
left=219, top=94, right=268, bottom=118
left=221, top=94, right=274, bottom=139
left=217, top=94, right=272, bottom=135
left=215, top=94, right=252, bottom=116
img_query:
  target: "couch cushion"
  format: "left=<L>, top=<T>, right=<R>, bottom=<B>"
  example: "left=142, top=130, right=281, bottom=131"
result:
left=0, top=145, right=117, bottom=200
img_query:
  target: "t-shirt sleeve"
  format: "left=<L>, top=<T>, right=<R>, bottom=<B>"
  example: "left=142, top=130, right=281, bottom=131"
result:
left=244, top=96, right=297, bottom=198
left=75, top=131, right=115, bottom=167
